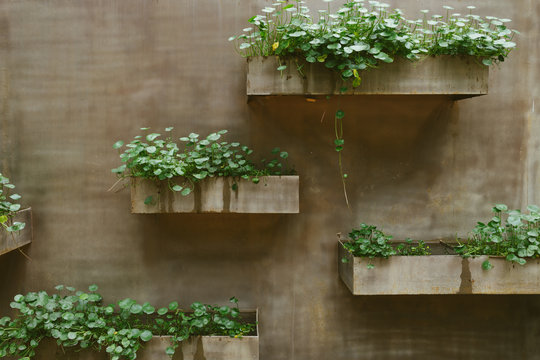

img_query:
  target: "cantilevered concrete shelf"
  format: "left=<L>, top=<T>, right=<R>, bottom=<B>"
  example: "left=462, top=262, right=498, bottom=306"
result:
left=338, top=241, right=540, bottom=295
left=131, top=176, right=299, bottom=214
left=468, top=256, right=540, bottom=294
left=247, top=56, right=488, bottom=99
left=338, top=240, right=463, bottom=295
left=0, top=208, right=32, bottom=256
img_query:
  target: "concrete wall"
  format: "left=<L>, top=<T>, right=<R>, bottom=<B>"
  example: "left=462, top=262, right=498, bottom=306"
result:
left=1, top=0, right=539, bottom=359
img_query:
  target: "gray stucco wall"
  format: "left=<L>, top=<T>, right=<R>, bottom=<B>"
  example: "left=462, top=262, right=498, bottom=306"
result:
left=1, top=0, right=539, bottom=358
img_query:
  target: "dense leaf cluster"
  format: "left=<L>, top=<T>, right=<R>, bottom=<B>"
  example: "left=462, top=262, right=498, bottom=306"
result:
left=231, top=0, right=518, bottom=84
left=342, top=223, right=430, bottom=268
left=112, top=128, right=293, bottom=196
left=0, top=173, right=25, bottom=233
left=0, top=285, right=254, bottom=360
left=455, top=204, right=540, bottom=266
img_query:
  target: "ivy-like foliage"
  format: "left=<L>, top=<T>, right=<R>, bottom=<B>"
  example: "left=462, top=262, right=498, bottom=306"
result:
left=0, top=285, right=255, bottom=360
left=112, top=127, right=294, bottom=196
left=455, top=204, right=540, bottom=268
left=0, top=173, right=25, bottom=233
left=342, top=223, right=430, bottom=268
left=231, top=0, right=518, bottom=85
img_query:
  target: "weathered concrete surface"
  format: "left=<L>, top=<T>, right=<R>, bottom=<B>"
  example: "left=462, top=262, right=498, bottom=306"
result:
left=338, top=241, right=463, bottom=295
left=131, top=176, right=299, bottom=213
left=0, top=0, right=539, bottom=359
left=140, top=335, right=259, bottom=360
left=469, top=256, right=540, bottom=294
left=247, top=56, right=488, bottom=98
left=0, top=208, right=32, bottom=255
left=339, top=242, right=540, bottom=295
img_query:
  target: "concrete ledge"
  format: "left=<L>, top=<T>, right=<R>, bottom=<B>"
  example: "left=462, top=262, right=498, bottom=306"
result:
left=338, top=240, right=463, bottom=295
left=0, top=208, right=32, bottom=256
left=131, top=176, right=299, bottom=214
left=247, top=56, right=488, bottom=98
left=468, top=256, right=540, bottom=294
left=339, top=241, right=540, bottom=295
left=139, top=334, right=259, bottom=360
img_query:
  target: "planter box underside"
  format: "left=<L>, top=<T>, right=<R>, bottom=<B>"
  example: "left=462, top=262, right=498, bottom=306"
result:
left=338, top=241, right=540, bottom=295
left=131, top=176, right=299, bottom=214
left=247, top=56, right=488, bottom=99
left=0, top=208, right=32, bottom=256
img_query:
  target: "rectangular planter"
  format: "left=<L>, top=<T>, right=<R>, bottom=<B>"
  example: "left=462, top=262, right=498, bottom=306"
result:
left=468, top=256, right=540, bottom=294
left=139, top=310, right=258, bottom=360
left=338, top=240, right=463, bottom=295
left=247, top=56, right=488, bottom=99
left=30, top=311, right=258, bottom=360
left=139, top=334, right=259, bottom=360
left=0, top=208, right=32, bottom=256
left=131, top=176, right=299, bottom=214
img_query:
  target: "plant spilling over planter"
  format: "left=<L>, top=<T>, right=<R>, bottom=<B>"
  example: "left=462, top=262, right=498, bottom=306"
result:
left=339, top=205, right=540, bottom=294
left=456, top=204, right=540, bottom=270
left=232, top=0, right=517, bottom=84
left=342, top=204, right=540, bottom=269
left=0, top=173, right=25, bottom=234
left=0, top=285, right=256, bottom=360
left=0, top=173, right=32, bottom=256
left=112, top=128, right=299, bottom=214
left=342, top=223, right=431, bottom=268
left=112, top=127, right=294, bottom=197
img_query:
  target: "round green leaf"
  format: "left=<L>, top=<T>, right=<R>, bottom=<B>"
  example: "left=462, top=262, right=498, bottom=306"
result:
left=140, top=330, right=153, bottom=342
left=113, top=141, right=124, bottom=149
left=157, top=307, right=168, bottom=315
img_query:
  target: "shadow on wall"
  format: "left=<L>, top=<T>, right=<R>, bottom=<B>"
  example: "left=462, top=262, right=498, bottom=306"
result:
left=247, top=95, right=457, bottom=221
left=333, top=289, right=540, bottom=359
left=134, top=213, right=297, bottom=304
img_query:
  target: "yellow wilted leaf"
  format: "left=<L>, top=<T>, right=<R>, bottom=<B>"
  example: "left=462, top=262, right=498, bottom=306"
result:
left=272, top=42, right=279, bottom=51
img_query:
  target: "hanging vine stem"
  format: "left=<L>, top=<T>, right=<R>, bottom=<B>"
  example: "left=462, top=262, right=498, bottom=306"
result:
left=334, top=108, right=349, bottom=208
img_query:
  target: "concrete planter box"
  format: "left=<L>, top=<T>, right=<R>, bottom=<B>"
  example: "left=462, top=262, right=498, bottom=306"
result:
left=30, top=312, right=258, bottom=360
left=138, top=334, right=258, bottom=360
left=338, top=240, right=463, bottom=295
left=468, top=256, right=540, bottom=294
left=0, top=208, right=32, bottom=256
left=339, top=241, right=540, bottom=295
left=247, top=56, right=488, bottom=99
left=131, top=176, right=299, bottom=214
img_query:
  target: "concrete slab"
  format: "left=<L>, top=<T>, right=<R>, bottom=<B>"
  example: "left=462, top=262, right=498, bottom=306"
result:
left=469, top=256, right=540, bottom=294
left=338, top=240, right=464, bottom=295
left=27, top=311, right=258, bottom=360
left=131, top=176, right=299, bottom=214
left=247, top=56, right=488, bottom=98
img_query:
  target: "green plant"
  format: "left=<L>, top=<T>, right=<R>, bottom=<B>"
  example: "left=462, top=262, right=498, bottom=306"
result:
left=232, top=1, right=517, bottom=206
left=231, top=0, right=517, bottom=82
left=342, top=223, right=431, bottom=268
left=0, top=285, right=255, bottom=360
left=455, top=204, right=540, bottom=267
left=0, top=173, right=25, bottom=233
left=396, top=238, right=431, bottom=256
left=112, top=127, right=294, bottom=197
